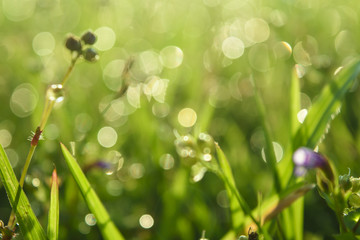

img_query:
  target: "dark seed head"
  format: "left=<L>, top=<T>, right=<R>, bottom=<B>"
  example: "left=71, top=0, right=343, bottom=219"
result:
left=83, top=48, right=99, bottom=62
left=81, top=31, right=97, bottom=45
left=65, top=36, right=82, bottom=52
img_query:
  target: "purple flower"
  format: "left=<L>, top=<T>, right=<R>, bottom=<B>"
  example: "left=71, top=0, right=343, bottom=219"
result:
left=293, top=147, right=335, bottom=193
left=293, top=147, right=328, bottom=176
left=293, top=147, right=327, bottom=167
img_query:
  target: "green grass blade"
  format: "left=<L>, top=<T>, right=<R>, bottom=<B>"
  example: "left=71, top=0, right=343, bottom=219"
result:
left=0, top=144, right=47, bottom=240
left=215, top=145, right=261, bottom=228
left=252, top=77, right=282, bottom=193
left=294, top=60, right=360, bottom=149
left=47, top=168, right=59, bottom=240
left=289, top=67, right=303, bottom=240
left=290, top=66, right=301, bottom=139
left=60, top=143, right=125, bottom=240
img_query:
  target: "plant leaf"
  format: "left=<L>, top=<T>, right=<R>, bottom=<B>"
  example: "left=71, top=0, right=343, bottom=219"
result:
left=47, top=168, right=59, bottom=240
left=0, top=144, right=47, bottom=240
left=60, top=143, right=125, bottom=240
left=294, top=60, right=360, bottom=149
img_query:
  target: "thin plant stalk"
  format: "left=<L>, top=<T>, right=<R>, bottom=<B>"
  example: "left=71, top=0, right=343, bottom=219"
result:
left=7, top=54, right=80, bottom=230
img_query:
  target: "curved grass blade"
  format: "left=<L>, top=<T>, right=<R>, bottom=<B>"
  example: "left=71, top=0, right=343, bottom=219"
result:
left=215, top=144, right=273, bottom=239
left=294, top=60, right=360, bottom=149
left=0, top=144, right=47, bottom=240
left=60, top=143, right=124, bottom=240
left=47, top=168, right=59, bottom=240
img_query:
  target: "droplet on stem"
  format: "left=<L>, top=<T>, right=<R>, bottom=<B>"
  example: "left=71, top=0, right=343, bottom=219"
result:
left=46, top=84, right=64, bottom=103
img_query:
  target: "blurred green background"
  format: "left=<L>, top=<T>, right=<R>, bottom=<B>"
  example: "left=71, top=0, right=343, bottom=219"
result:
left=1, top=0, right=360, bottom=239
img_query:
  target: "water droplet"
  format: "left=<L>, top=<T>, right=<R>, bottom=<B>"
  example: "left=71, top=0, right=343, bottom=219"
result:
left=297, top=109, right=308, bottom=124
left=85, top=213, right=97, bottom=226
left=46, top=84, right=64, bottom=103
left=139, top=214, right=154, bottom=229
left=202, top=153, right=212, bottom=162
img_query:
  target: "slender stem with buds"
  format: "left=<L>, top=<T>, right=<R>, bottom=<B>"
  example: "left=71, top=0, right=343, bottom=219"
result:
left=7, top=55, right=79, bottom=230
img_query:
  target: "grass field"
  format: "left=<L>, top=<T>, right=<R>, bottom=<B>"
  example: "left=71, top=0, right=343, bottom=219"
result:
left=1, top=0, right=360, bottom=239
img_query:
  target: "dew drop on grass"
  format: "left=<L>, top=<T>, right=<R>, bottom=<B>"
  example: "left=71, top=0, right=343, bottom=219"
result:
left=84, top=214, right=96, bottom=226
left=297, top=109, right=308, bottom=124
left=46, top=84, right=64, bottom=103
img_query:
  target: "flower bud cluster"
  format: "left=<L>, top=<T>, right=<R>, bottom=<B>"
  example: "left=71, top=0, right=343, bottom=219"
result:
left=339, top=170, right=360, bottom=209
left=65, top=30, right=99, bottom=62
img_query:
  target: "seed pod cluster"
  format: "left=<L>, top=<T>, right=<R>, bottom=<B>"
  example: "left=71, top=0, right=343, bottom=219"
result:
left=65, top=30, right=99, bottom=62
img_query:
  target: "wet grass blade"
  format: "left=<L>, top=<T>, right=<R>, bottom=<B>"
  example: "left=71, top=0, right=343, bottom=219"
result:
left=48, top=168, right=59, bottom=240
left=60, top=143, right=125, bottom=240
left=0, top=144, right=47, bottom=240
left=294, top=60, right=360, bottom=149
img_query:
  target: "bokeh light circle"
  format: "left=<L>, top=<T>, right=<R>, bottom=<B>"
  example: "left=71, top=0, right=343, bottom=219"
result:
left=32, top=32, right=55, bottom=56
left=160, top=46, right=184, bottom=69
left=178, top=108, right=197, bottom=127
left=97, top=126, right=118, bottom=148
left=94, top=27, right=116, bottom=51
left=222, top=37, right=245, bottom=59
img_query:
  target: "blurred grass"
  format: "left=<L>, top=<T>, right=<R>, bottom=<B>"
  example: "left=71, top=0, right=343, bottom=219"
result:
left=1, top=0, right=360, bottom=239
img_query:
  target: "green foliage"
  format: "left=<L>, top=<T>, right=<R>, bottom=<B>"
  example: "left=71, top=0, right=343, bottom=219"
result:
left=0, top=144, right=47, bottom=240
left=60, top=143, right=124, bottom=240
left=47, top=168, right=59, bottom=240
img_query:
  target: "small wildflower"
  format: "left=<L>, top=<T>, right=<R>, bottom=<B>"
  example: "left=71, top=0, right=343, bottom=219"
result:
left=293, top=147, right=327, bottom=172
left=293, top=147, right=335, bottom=193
